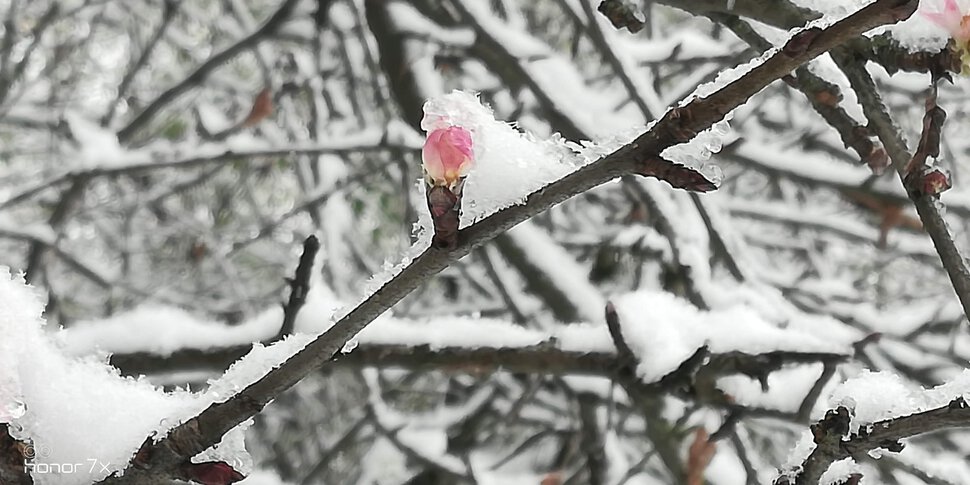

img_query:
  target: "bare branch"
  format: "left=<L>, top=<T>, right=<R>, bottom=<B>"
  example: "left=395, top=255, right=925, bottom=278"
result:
left=100, top=0, right=179, bottom=127
left=115, top=0, right=300, bottom=143
left=275, top=236, right=321, bottom=339
left=578, top=393, right=607, bottom=485
left=833, top=52, right=970, bottom=323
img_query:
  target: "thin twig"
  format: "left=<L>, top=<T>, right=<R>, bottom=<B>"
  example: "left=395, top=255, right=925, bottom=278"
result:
left=115, top=0, right=300, bottom=143
left=578, top=392, right=607, bottom=485
left=100, top=0, right=179, bottom=126
left=797, top=363, right=837, bottom=422
left=0, top=141, right=405, bottom=210
left=275, top=236, right=321, bottom=338
left=833, top=52, right=970, bottom=323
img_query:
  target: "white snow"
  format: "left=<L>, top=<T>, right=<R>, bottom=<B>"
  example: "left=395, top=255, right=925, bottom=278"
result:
left=505, top=221, right=606, bottom=323
left=0, top=267, right=327, bottom=484
left=820, top=458, right=866, bottom=484
left=828, top=369, right=970, bottom=433
left=65, top=112, right=145, bottom=168
left=420, top=91, right=583, bottom=226
left=718, top=364, right=827, bottom=412
left=883, top=0, right=955, bottom=52
left=59, top=305, right=282, bottom=357
left=59, top=279, right=340, bottom=357
left=387, top=1, right=474, bottom=47
left=196, top=102, right=234, bottom=133
left=623, top=30, right=735, bottom=63
left=612, top=290, right=850, bottom=383
left=62, top=298, right=615, bottom=361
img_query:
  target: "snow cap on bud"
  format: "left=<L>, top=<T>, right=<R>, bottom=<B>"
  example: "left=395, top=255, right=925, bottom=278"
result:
left=923, top=0, right=970, bottom=73
left=422, top=125, right=474, bottom=188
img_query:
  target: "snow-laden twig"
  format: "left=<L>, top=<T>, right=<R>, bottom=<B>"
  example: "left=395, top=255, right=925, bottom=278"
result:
left=833, top=51, right=970, bottom=326
left=0, top=134, right=401, bottom=210
left=779, top=397, right=970, bottom=484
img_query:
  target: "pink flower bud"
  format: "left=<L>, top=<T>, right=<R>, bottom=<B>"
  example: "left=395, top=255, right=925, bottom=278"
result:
left=924, top=0, right=970, bottom=43
left=422, top=126, right=473, bottom=187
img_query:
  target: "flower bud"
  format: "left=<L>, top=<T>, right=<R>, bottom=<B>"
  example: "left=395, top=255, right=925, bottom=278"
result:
left=422, top=126, right=473, bottom=188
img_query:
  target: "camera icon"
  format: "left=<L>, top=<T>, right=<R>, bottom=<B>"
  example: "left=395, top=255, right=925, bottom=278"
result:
left=21, top=443, right=52, bottom=459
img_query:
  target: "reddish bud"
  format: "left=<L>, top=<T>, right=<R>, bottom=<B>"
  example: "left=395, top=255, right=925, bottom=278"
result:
left=866, top=147, right=890, bottom=175
left=782, top=28, right=821, bottom=57
left=920, top=167, right=952, bottom=196
left=181, top=461, right=245, bottom=485
left=242, top=88, right=273, bottom=127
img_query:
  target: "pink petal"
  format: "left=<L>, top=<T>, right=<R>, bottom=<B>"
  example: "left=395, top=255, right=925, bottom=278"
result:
left=923, top=0, right=968, bottom=38
left=422, top=126, right=474, bottom=185
left=422, top=129, right=446, bottom=180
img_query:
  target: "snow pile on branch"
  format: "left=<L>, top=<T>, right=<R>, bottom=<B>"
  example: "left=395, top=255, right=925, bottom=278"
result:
left=59, top=306, right=282, bottom=357
left=829, top=369, right=970, bottom=433
left=341, top=90, right=726, bottom=317
left=781, top=369, right=970, bottom=478
left=61, top=286, right=846, bottom=388
left=421, top=91, right=584, bottom=227
left=612, top=291, right=851, bottom=383
left=60, top=298, right=613, bottom=359
left=422, top=91, right=727, bottom=226
left=59, top=281, right=339, bottom=358
left=0, top=268, right=322, bottom=484
left=65, top=113, right=148, bottom=168
left=1, top=268, right=202, bottom=483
